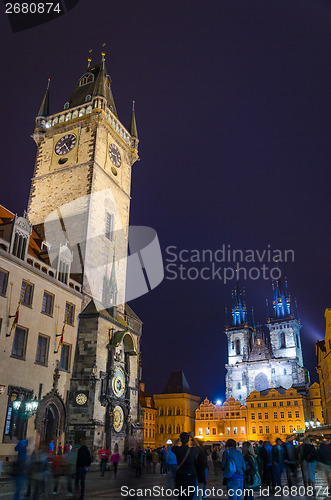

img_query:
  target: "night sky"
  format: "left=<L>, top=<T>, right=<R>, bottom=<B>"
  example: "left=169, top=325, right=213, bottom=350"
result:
left=1, top=0, right=331, bottom=401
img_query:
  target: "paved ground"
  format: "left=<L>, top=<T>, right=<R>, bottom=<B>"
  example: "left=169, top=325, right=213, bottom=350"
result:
left=0, top=464, right=329, bottom=499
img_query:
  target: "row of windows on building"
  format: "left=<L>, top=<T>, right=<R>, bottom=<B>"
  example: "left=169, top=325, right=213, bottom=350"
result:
left=145, top=412, right=155, bottom=421
left=144, top=428, right=155, bottom=438
left=10, top=326, right=71, bottom=371
left=251, top=411, right=301, bottom=420
left=158, top=424, right=182, bottom=434
left=198, top=426, right=246, bottom=436
left=249, top=400, right=299, bottom=407
left=159, top=408, right=181, bottom=416
left=0, top=273, right=75, bottom=324
left=231, top=331, right=299, bottom=355
left=251, top=424, right=302, bottom=435
left=198, top=411, right=243, bottom=419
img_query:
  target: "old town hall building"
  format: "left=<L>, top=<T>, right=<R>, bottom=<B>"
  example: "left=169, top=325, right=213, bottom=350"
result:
left=0, top=54, right=143, bottom=459
left=225, top=281, right=309, bottom=403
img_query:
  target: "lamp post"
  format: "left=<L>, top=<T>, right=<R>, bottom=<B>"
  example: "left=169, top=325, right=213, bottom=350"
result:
left=12, top=395, right=39, bottom=440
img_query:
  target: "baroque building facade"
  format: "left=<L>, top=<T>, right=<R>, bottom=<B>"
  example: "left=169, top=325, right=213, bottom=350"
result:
left=316, top=309, right=331, bottom=425
left=225, top=281, right=309, bottom=403
left=0, top=54, right=143, bottom=459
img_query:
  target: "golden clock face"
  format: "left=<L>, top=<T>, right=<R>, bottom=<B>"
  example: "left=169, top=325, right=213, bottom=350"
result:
left=76, top=393, right=87, bottom=405
left=113, top=406, right=124, bottom=432
left=55, top=134, right=77, bottom=155
left=112, top=367, right=125, bottom=397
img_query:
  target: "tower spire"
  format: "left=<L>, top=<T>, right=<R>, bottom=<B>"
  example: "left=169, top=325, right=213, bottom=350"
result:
left=231, top=282, right=247, bottom=327
left=37, top=79, right=50, bottom=117
left=129, top=100, right=138, bottom=139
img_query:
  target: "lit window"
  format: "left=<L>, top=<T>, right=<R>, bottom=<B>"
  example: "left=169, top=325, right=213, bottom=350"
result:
left=35, top=335, right=49, bottom=365
left=42, top=292, right=54, bottom=316
left=252, top=426, right=256, bottom=434
left=281, top=425, right=286, bottom=433
left=240, top=427, right=245, bottom=435
left=233, top=427, right=237, bottom=435
left=205, top=428, right=210, bottom=435
left=226, top=427, right=230, bottom=435
left=275, top=425, right=279, bottom=433
left=264, top=413, right=269, bottom=419
left=274, top=411, right=278, bottom=419
left=258, top=413, right=262, bottom=420
left=295, top=411, right=300, bottom=418
left=198, top=428, right=203, bottom=436
left=60, top=343, right=71, bottom=371
left=265, top=426, right=270, bottom=433
left=12, top=326, right=28, bottom=359
left=79, top=73, right=94, bottom=86
left=280, top=412, right=285, bottom=419
left=259, top=426, right=263, bottom=434
left=289, top=425, right=293, bottom=433
left=288, top=412, right=292, bottom=418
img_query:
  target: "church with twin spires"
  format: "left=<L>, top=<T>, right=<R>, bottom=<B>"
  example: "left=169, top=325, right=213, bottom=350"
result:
left=225, top=281, right=309, bottom=403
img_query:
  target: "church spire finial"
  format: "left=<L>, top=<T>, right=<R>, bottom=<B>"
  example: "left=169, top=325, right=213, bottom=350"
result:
left=87, top=49, right=92, bottom=68
left=129, top=100, right=138, bottom=139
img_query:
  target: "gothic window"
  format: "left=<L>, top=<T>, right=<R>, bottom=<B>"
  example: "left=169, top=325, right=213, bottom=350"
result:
left=176, top=407, right=180, bottom=415
left=296, top=334, right=300, bottom=348
left=235, top=339, right=240, bottom=355
left=85, top=95, right=92, bottom=102
left=176, top=424, right=180, bottom=433
left=280, top=332, right=286, bottom=348
left=12, top=233, right=28, bottom=260
left=237, top=382, right=241, bottom=389
left=168, top=425, right=171, bottom=434
left=58, top=260, right=69, bottom=284
left=160, top=425, right=164, bottom=434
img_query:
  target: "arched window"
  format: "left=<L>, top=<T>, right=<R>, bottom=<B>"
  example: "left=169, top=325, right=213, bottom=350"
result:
left=106, top=75, right=111, bottom=87
left=296, top=334, right=300, bottom=348
left=176, top=424, right=180, bottom=433
left=12, top=233, right=28, bottom=260
left=160, top=408, right=163, bottom=416
left=280, top=332, right=286, bottom=348
left=63, top=102, right=70, bottom=109
left=160, top=425, right=164, bottom=434
left=168, top=425, right=172, bottom=434
left=237, top=382, right=241, bottom=389
left=176, top=407, right=180, bottom=416
left=85, top=94, right=92, bottom=102
left=235, top=339, right=240, bottom=355
left=168, top=408, right=172, bottom=416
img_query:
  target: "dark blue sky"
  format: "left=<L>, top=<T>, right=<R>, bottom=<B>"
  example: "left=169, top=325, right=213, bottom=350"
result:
left=1, top=0, right=331, bottom=400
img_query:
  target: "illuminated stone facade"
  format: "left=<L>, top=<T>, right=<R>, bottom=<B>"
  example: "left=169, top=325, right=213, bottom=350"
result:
left=316, top=309, right=331, bottom=424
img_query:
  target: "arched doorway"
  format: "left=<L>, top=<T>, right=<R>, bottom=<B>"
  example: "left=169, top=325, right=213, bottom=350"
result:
left=36, top=393, right=66, bottom=449
left=42, top=403, right=59, bottom=444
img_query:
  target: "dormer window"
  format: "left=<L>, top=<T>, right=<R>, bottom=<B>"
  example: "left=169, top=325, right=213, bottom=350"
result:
left=64, top=102, right=70, bottom=110
left=11, top=216, right=32, bottom=261
left=57, top=244, right=73, bottom=285
left=79, top=73, right=94, bottom=86
left=85, top=95, right=92, bottom=102
left=106, top=75, right=111, bottom=88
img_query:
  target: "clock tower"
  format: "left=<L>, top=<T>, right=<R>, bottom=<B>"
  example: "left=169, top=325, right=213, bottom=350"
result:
left=27, top=55, right=143, bottom=455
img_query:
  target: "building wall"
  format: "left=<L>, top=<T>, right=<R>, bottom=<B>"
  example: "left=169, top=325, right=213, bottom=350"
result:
left=317, top=309, right=331, bottom=424
left=0, top=249, right=82, bottom=459
left=154, top=393, right=200, bottom=448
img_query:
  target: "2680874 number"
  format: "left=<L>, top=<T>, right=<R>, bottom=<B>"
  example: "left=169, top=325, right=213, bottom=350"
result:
left=5, top=3, right=61, bottom=14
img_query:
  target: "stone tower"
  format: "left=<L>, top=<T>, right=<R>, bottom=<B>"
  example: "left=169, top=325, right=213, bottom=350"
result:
left=27, top=55, right=139, bottom=309
left=27, top=56, right=143, bottom=456
left=225, top=280, right=309, bottom=404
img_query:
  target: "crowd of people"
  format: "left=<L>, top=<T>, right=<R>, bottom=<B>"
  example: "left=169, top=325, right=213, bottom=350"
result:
left=12, top=438, right=91, bottom=500
left=11, top=434, right=331, bottom=500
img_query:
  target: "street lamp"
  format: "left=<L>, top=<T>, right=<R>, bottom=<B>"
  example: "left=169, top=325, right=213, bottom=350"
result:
left=13, top=395, right=39, bottom=419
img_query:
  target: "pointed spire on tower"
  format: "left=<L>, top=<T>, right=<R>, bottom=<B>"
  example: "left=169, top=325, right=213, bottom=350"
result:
left=231, top=282, right=247, bottom=327
left=129, top=100, right=138, bottom=139
left=271, top=278, right=291, bottom=319
left=37, top=79, right=50, bottom=117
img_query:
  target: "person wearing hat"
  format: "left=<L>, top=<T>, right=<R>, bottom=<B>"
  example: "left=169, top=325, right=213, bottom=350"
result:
left=172, top=432, right=202, bottom=499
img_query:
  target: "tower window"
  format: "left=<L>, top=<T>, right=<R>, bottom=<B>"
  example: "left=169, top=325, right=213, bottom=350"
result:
left=0, top=270, right=8, bottom=296
left=63, top=102, right=70, bottom=110
left=79, top=73, right=94, bottom=86
left=105, top=213, right=114, bottom=241
left=235, top=339, right=240, bottom=355
left=106, top=75, right=111, bottom=88
left=237, top=382, right=241, bottom=389
left=85, top=94, right=92, bottom=102
left=280, top=332, right=286, bottom=348
left=296, top=334, right=300, bottom=348
left=12, top=233, right=28, bottom=260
